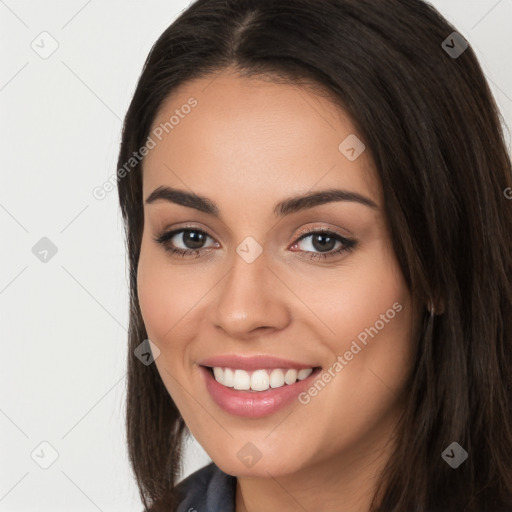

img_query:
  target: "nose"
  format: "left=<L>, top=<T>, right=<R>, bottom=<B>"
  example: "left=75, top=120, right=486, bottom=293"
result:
left=209, top=248, right=292, bottom=339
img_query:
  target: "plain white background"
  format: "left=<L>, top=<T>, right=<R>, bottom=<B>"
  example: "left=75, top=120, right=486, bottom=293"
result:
left=1, top=1, right=511, bottom=510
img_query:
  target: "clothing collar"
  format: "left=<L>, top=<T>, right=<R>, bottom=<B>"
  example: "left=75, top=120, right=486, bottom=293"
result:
left=176, top=461, right=236, bottom=512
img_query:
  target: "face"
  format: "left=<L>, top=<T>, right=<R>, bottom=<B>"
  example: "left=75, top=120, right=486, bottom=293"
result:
left=137, top=68, right=419, bottom=479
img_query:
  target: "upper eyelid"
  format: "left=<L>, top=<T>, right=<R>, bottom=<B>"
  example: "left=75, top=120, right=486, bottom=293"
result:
left=295, top=227, right=351, bottom=240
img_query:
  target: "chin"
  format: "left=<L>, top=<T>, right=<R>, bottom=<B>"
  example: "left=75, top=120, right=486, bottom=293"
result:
left=208, top=443, right=313, bottom=479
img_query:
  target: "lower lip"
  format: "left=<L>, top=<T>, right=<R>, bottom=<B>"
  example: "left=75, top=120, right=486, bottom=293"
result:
left=200, top=365, right=321, bottom=418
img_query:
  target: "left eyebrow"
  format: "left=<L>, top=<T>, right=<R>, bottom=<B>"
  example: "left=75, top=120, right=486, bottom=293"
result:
left=144, top=185, right=378, bottom=217
left=274, top=188, right=378, bottom=215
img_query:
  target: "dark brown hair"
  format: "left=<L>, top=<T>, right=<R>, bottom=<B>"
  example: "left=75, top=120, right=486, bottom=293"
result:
left=117, top=0, right=512, bottom=510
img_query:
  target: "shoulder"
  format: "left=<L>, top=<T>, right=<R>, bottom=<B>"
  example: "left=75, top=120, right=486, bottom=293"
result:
left=174, top=461, right=237, bottom=512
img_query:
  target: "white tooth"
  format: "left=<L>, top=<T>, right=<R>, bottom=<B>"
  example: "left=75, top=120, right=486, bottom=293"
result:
left=251, top=370, right=270, bottom=391
left=233, top=369, right=251, bottom=390
left=213, top=367, right=223, bottom=383
left=223, top=368, right=234, bottom=387
left=269, top=369, right=285, bottom=388
left=297, top=368, right=313, bottom=380
left=284, top=369, right=298, bottom=385
left=214, top=367, right=312, bottom=390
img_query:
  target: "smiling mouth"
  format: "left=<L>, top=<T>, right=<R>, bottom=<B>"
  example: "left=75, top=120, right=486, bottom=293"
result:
left=203, top=366, right=322, bottom=392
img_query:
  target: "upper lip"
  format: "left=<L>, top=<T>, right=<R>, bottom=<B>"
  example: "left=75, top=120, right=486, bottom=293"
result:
left=199, top=354, right=320, bottom=372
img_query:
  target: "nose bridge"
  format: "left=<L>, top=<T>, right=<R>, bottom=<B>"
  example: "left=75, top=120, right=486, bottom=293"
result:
left=210, top=240, right=290, bottom=336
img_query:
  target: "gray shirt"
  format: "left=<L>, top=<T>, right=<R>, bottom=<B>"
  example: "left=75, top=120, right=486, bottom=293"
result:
left=175, top=462, right=237, bottom=512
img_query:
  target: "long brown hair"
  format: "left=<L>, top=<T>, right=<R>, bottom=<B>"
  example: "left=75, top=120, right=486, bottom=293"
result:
left=116, top=1, right=512, bottom=510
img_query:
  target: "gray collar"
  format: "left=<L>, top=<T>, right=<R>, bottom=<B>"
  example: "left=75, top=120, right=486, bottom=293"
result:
left=176, top=462, right=236, bottom=512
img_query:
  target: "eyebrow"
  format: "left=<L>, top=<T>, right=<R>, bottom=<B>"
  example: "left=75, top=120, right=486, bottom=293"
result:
left=144, top=185, right=378, bottom=217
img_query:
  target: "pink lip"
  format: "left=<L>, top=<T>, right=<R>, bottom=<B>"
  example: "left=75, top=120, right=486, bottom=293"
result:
left=199, top=365, right=322, bottom=418
left=198, top=354, right=317, bottom=372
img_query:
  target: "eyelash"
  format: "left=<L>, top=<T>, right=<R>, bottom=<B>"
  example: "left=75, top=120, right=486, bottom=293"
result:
left=153, top=226, right=357, bottom=261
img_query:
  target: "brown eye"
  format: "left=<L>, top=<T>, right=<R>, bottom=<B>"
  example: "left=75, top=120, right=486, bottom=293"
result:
left=292, top=229, right=358, bottom=261
left=178, top=230, right=208, bottom=249
left=154, top=228, right=218, bottom=257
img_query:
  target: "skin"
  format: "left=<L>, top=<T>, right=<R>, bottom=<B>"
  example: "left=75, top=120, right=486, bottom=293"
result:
left=137, top=67, right=421, bottom=512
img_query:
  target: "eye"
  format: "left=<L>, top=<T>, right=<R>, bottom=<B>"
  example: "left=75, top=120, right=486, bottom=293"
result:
left=290, top=228, right=357, bottom=261
left=153, top=227, right=218, bottom=258
left=154, top=226, right=358, bottom=260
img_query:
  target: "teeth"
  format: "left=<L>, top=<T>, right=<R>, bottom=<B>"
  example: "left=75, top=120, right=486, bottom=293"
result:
left=298, top=368, right=313, bottom=380
left=223, top=368, right=234, bottom=387
left=213, top=367, right=223, bottom=382
left=269, top=368, right=285, bottom=388
left=284, top=369, right=297, bottom=384
left=233, top=369, right=251, bottom=390
left=211, top=367, right=314, bottom=391
left=251, top=370, right=269, bottom=391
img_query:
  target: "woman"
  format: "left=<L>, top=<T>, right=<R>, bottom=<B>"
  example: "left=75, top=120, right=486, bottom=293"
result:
left=116, top=0, right=512, bottom=510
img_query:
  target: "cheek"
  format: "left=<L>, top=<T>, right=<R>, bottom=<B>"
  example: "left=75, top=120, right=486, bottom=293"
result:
left=297, top=240, right=411, bottom=350
left=285, top=266, right=414, bottom=466
left=136, top=243, right=199, bottom=346
left=136, top=246, right=198, bottom=410
left=137, top=258, right=172, bottom=342
left=306, top=240, right=416, bottom=410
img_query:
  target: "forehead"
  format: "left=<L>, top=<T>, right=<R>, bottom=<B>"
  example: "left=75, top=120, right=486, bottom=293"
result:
left=142, top=70, right=382, bottom=212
